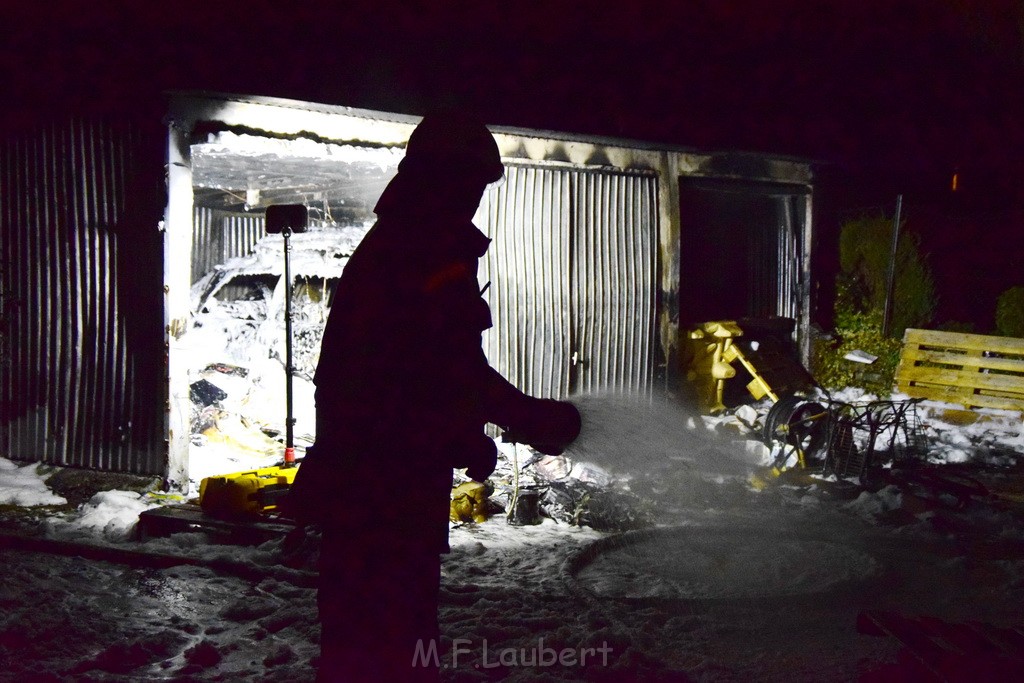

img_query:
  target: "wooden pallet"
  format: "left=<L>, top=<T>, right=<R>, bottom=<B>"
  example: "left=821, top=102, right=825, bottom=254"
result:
left=895, top=328, right=1024, bottom=412
left=137, top=503, right=297, bottom=545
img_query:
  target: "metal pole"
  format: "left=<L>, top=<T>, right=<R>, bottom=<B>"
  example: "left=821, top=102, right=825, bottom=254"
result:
left=282, top=227, right=296, bottom=464
left=882, top=195, right=903, bottom=338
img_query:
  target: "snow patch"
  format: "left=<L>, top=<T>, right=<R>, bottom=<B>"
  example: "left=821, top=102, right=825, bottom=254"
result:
left=843, top=485, right=904, bottom=520
left=0, top=457, right=67, bottom=506
left=47, top=490, right=160, bottom=542
left=576, top=528, right=881, bottom=600
left=3, top=385, right=1024, bottom=680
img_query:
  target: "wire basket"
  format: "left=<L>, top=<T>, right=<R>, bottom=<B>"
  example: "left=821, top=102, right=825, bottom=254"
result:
left=762, top=395, right=926, bottom=480
left=822, top=398, right=925, bottom=480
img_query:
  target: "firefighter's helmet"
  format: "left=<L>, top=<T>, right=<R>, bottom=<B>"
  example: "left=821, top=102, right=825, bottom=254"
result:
left=400, top=113, right=504, bottom=183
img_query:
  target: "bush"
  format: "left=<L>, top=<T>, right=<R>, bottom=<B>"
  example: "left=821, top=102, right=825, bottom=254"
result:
left=813, top=214, right=936, bottom=393
left=838, top=215, right=936, bottom=334
left=812, top=305, right=902, bottom=394
left=995, top=286, right=1024, bottom=338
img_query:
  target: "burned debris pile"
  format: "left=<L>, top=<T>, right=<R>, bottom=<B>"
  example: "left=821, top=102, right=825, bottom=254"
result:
left=453, top=444, right=655, bottom=533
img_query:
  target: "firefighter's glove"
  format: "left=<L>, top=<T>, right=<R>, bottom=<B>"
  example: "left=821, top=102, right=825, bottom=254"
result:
left=454, top=433, right=498, bottom=482
left=504, top=399, right=581, bottom=456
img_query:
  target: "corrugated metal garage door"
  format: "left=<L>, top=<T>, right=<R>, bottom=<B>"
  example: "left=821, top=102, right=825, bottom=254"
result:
left=479, top=166, right=572, bottom=398
left=571, top=170, right=658, bottom=395
left=479, top=164, right=658, bottom=399
left=0, top=120, right=164, bottom=473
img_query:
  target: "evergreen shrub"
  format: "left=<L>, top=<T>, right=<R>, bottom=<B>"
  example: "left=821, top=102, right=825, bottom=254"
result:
left=995, top=286, right=1024, bottom=338
left=813, top=215, right=935, bottom=392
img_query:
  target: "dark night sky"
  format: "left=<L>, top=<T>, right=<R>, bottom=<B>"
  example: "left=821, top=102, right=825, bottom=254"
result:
left=6, top=0, right=1024, bottom=325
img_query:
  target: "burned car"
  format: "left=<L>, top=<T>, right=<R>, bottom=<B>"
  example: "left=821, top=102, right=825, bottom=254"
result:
left=183, top=223, right=371, bottom=476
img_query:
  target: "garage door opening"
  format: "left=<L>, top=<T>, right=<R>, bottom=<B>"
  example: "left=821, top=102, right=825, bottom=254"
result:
left=676, top=178, right=812, bottom=404
left=181, top=132, right=400, bottom=487
left=678, top=178, right=809, bottom=328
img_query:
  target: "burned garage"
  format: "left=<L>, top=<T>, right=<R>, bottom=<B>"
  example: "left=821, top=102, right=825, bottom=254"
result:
left=2, top=91, right=814, bottom=489
left=4, top=4, right=1024, bottom=679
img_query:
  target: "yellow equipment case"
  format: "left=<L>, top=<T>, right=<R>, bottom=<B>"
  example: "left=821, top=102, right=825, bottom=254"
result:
left=199, top=464, right=299, bottom=519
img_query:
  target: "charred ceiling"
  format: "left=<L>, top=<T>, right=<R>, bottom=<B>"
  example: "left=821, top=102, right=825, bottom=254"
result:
left=189, top=132, right=401, bottom=220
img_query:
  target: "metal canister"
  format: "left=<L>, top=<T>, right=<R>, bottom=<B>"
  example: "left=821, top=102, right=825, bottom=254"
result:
left=507, top=489, right=542, bottom=526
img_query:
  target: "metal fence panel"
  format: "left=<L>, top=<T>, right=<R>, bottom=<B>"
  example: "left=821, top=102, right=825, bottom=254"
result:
left=775, top=196, right=802, bottom=322
left=750, top=194, right=804, bottom=323
left=191, top=208, right=265, bottom=283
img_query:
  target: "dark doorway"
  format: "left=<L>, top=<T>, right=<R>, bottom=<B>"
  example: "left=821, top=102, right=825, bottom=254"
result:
left=678, top=179, right=809, bottom=327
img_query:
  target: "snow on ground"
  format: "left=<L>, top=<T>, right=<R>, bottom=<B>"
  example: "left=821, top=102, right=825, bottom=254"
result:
left=0, top=458, right=67, bottom=507
left=46, top=490, right=163, bottom=543
left=1, top=391, right=1024, bottom=681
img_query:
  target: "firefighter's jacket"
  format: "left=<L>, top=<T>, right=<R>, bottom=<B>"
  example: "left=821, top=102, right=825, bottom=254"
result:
left=290, top=176, right=557, bottom=552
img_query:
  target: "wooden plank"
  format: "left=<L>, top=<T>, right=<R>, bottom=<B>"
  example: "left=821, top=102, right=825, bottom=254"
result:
left=898, top=378, right=1024, bottom=404
left=897, top=384, right=1024, bottom=412
left=897, top=349, right=1024, bottom=375
left=896, top=382, right=979, bottom=408
left=904, top=328, right=1024, bottom=356
left=894, top=374, right=1024, bottom=401
left=137, top=503, right=296, bottom=544
left=897, top=365, right=1024, bottom=393
left=897, top=368, right=1024, bottom=389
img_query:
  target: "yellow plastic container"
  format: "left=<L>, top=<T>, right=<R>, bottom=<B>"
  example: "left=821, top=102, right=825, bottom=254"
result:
left=199, top=464, right=299, bottom=519
left=450, top=481, right=490, bottom=523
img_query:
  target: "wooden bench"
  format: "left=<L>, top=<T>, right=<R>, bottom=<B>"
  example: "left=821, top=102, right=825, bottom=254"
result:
left=895, top=328, right=1024, bottom=412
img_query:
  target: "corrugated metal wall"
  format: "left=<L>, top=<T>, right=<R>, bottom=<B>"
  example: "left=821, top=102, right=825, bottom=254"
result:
left=191, top=208, right=265, bottom=282
left=774, top=196, right=803, bottom=321
left=747, top=194, right=804, bottom=321
left=479, top=164, right=658, bottom=399
left=2, top=106, right=809, bottom=476
left=572, top=170, right=658, bottom=395
left=480, top=165, right=573, bottom=398
left=0, top=120, right=164, bottom=473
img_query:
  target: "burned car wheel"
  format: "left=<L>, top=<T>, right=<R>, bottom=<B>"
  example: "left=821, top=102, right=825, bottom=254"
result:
left=762, top=395, right=829, bottom=469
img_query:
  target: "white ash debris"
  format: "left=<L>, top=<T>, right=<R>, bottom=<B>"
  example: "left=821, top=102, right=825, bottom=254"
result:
left=457, top=438, right=653, bottom=531
left=731, top=403, right=762, bottom=431
left=700, top=399, right=775, bottom=466
left=533, top=453, right=571, bottom=480
left=190, top=230, right=352, bottom=307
